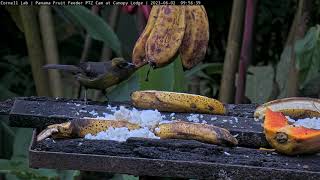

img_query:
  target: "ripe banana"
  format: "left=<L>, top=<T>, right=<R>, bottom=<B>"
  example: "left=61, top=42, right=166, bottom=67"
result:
left=145, top=6, right=186, bottom=68
left=179, top=6, right=209, bottom=69
left=154, top=121, right=238, bottom=146
left=132, top=6, right=160, bottom=68
left=37, top=118, right=140, bottom=141
left=254, top=97, right=320, bottom=120
left=131, top=90, right=226, bottom=115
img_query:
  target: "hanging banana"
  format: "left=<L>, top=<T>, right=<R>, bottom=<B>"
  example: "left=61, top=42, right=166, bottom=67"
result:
left=132, top=5, right=209, bottom=69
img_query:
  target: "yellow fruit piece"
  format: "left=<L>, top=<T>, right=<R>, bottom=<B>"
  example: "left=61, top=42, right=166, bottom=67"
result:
left=37, top=118, right=140, bottom=141
left=146, top=6, right=186, bottom=68
left=155, top=121, right=238, bottom=146
left=179, top=5, right=209, bottom=69
left=132, top=6, right=161, bottom=68
left=131, top=90, right=226, bottom=115
left=254, top=97, right=320, bottom=120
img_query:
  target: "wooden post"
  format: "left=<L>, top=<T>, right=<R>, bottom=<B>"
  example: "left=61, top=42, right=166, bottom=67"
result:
left=219, top=0, right=245, bottom=103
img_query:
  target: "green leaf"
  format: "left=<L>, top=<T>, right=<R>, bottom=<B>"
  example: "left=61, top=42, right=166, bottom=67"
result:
left=294, top=25, right=320, bottom=89
left=276, top=46, right=292, bottom=98
left=184, top=63, right=223, bottom=78
left=245, top=65, right=274, bottom=104
left=0, top=84, right=18, bottom=100
left=11, top=128, right=32, bottom=159
left=295, top=25, right=319, bottom=56
left=5, top=6, right=24, bottom=32
left=107, top=72, right=140, bottom=102
left=60, top=6, right=122, bottom=56
left=139, top=56, right=186, bottom=92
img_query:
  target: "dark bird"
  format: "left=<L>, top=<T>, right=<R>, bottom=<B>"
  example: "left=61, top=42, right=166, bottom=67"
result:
left=43, top=58, right=137, bottom=102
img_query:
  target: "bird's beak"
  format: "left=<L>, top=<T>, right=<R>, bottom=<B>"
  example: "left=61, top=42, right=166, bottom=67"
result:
left=127, top=62, right=137, bottom=69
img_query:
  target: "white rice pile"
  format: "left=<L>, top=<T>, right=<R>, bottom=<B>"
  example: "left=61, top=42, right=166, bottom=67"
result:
left=286, top=116, right=320, bottom=130
left=85, top=127, right=159, bottom=142
left=84, top=106, right=164, bottom=141
left=82, top=105, right=215, bottom=141
left=187, top=114, right=200, bottom=123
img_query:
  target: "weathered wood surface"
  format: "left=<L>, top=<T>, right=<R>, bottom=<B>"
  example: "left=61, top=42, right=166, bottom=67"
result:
left=4, top=97, right=319, bottom=179
left=1, top=97, right=266, bottom=148
left=30, top=134, right=320, bottom=179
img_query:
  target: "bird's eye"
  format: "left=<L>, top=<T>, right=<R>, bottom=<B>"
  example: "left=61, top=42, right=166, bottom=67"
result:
left=116, top=62, right=129, bottom=69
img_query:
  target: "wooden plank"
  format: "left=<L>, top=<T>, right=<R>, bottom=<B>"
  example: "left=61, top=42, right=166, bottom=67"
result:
left=7, top=98, right=267, bottom=148
left=30, top=132, right=320, bottom=179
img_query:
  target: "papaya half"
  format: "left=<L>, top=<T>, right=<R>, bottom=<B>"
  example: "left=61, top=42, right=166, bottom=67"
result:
left=254, top=97, right=320, bottom=120
left=264, top=108, right=320, bottom=155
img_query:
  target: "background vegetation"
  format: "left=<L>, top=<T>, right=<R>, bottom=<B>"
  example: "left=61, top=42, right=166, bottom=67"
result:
left=0, top=0, right=320, bottom=179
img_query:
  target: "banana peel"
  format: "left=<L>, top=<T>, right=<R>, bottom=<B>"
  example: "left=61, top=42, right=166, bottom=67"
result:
left=155, top=121, right=238, bottom=146
left=254, top=97, right=320, bottom=120
left=179, top=5, right=209, bottom=69
left=131, top=90, right=226, bottom=115
left=37, top=118, right=140, bottom=141
left=146, top=6, right=186, bottom=68
left=264, top=108, right=320, bottom=155
left=132, top=6, right=160, bottom=67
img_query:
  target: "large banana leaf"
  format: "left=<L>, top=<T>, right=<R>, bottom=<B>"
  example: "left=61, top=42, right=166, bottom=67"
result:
left=294, top=25, right=320, bottom=89
left=139, top=56, right=186, bottom=92
left=60, top=6, right=122, bottom=56
left=108, top=56, right=186, bottom=101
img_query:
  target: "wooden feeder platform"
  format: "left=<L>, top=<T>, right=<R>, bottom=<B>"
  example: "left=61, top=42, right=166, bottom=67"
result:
left=0, top=97, right=319, bottom=179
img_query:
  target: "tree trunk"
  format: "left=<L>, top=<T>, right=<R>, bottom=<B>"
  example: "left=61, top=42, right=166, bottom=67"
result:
left=219, top=0, right=245, bottom=103
left=286, top=0, right=311, bottom=97
left=19, top=6, right=50, bottom=96
left=39, top=6, right=63, bottom=97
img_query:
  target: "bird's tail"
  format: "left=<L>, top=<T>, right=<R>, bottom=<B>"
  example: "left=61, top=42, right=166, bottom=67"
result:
left=43, top=64, right=83, bottom=73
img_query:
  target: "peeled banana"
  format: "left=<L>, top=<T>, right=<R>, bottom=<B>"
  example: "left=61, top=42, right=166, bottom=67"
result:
left=155, top=121, right=238, bottom=146
left=254, top=97, right=320, bottom=120
left=146, top=6, right=186, bottom=68
left=131, top=90, right=226, bottom=115
left=132, top=6, right=160, bottom=67
left=37, top=118, right=140, bottom=141
left=179, top=6, right=209, bottom=69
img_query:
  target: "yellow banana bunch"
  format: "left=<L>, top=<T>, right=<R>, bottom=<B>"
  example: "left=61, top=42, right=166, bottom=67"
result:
left=132, top=5, right=209, bottom=69
left=131, top=90, right=226, bottom=115
left=37, top=118, right=140, bottom=141
left=155, top=121, right=238, bottom=146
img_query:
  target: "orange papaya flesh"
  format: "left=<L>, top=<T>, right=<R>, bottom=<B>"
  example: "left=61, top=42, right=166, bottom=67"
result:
left=264, top=108, right=288, bottom=129
left=264, top=108, right=320, bottom=155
